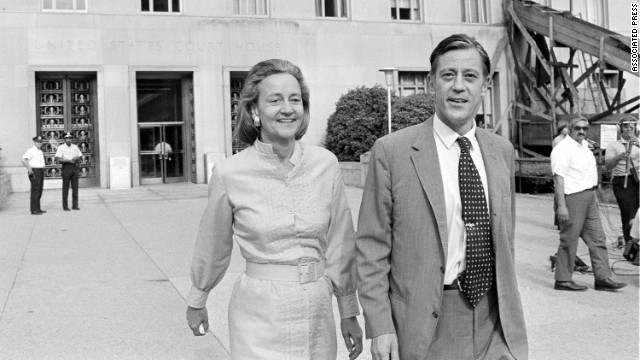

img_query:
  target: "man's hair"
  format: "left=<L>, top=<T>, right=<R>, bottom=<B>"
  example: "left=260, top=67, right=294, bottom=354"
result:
left=429, top=34, right=491, bottom=77
left=234, top=59, right=310, bottom=145
left=569, top=115, right=588, bottom=127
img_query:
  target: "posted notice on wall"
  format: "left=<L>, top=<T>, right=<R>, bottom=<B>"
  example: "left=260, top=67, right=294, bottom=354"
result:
left=600, top=124, right=618, bottom=149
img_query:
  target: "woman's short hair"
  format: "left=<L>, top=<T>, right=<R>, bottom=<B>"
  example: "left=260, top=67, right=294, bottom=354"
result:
left=234, top=59, right=311, bottom=145
left=429, top=34, right=491, bottom=77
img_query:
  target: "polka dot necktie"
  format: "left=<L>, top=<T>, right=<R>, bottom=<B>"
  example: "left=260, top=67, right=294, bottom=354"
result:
left=457, top=136, right=494, bottom=307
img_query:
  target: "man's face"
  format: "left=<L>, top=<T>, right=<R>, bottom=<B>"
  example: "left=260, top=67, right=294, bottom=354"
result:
left=621, top=122, right=636, bottom=139
left=428, top=48, right=489, bottom=134
left=34, top=140, right=43, bottom=149
left=569, top=120, right=589, bottom=143
left=65, top=137, right=72, bottom=145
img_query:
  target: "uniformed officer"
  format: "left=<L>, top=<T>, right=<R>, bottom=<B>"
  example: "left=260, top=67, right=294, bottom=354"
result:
left=55, top=132, right=83, bottom=211
left=21, top=136, right=46, bottom=215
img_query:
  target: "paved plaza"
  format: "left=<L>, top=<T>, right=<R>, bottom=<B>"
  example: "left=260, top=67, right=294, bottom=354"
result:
left=0, top=183, right=637, bottom=359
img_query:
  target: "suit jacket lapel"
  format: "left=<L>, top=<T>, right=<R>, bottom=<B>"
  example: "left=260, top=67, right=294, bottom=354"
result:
left=410, top=118, right=449, bottom=262
left=476, top=129, right=503, bottom=245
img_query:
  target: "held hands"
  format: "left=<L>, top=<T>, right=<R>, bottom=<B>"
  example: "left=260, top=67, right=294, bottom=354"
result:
left=186, top=306, right=209, bottom=336
left=371, top=333, right=399, bottom=360
left=340, top=317, right=363, bottom=360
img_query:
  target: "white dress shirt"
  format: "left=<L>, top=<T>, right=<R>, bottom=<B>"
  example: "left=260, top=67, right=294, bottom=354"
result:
left=433, top=115, right=489, bottom=285
left=55, top=143, right=83, bottom=162
left=22, top=146, right=45, bottom=168
left=551, top=136, right=598, bottom=194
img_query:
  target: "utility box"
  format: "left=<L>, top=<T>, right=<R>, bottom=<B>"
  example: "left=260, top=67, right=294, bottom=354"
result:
left=109, top=156, right=131, bottom=189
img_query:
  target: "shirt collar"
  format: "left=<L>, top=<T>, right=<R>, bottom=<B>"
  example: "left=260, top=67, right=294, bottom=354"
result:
left=566, top=136, right=588, bottom=148
left=253, top=139, right=302, bottom=166
left=433, top=113, right=478, bottom=150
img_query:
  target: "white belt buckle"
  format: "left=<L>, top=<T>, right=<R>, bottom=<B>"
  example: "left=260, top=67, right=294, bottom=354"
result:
left=298, top=262, right=317, bottom=284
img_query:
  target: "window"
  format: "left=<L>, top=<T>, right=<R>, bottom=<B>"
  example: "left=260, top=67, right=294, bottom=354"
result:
left=42, top=0, right=87, bottom=11
left=390, top=0, right=420, bottom=21
left=233, top=0, right=268, bottom=16
left=316, top=0, right=348, bottom=18
left=141, top=0, right=180, bottom=13
left=397, top=72, right=429, bottom=97
left=461, top=0, right=488, bottom=23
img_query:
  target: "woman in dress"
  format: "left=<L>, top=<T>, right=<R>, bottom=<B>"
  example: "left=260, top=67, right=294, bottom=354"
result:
left=186, top=59, right=363, bottom=360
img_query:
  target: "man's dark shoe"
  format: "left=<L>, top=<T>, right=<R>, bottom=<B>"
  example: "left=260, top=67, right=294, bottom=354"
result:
left=63, top=207, right=71, bottom=211
left=31, top=211, right=42, bottom=215
left=594, top=278, right=627, bottom=292
left=554, top=281, right=587, bottom=291
left=38, top=210, right=47, bottom=214
left=72, top=207, right=80, bottom=210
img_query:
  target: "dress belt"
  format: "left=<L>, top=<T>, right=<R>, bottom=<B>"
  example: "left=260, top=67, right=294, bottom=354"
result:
left=246, top=260, right=325, bottom=284
left=443, top=278, right=460, bottom=291
left=443, top=272, right=465, bottom=291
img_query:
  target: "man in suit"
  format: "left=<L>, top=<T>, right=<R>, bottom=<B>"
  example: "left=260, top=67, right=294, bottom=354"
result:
left=357, top=34, right=528, bottom=360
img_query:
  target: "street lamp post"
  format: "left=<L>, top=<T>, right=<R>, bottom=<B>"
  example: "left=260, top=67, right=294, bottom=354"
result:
left=379, top=67, right=397, bottom=134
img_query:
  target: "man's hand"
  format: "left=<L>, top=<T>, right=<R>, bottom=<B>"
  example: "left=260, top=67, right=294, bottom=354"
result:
left=186, top=306, right=209, bottom=336
left=371, top=333, right=399, bottom=360
left=340, top=317, right=363, bottom=360
left=557, top=204, right=569, bottom=227
left=27, top=168, right=34, bottom=175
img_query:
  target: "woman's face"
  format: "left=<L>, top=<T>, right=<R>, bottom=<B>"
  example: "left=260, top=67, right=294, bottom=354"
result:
left=252, top=73, right=304, bottom=145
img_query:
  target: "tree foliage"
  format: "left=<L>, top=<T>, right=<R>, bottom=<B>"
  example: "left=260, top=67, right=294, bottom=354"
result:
left=325, top=86, right=435, bottom=161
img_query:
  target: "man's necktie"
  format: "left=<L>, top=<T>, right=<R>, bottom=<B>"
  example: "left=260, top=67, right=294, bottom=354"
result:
left=457, top=136, right=494, bottom=307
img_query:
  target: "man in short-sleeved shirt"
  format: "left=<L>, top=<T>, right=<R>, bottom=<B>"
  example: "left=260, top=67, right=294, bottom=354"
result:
left=55, top=132, right=83, bottom=211
left=604, top=116, right=639, bottom=255
left=22, top=136, right=46, bottom=215
left=551, top=116, right=626, bottom=292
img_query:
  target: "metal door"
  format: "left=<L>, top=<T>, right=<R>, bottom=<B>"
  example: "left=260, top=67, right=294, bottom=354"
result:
left=139, top=124, right=184, bottom=184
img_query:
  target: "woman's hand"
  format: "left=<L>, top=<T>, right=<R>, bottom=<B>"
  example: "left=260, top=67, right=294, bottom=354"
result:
left=186, top=306, right=209, bottom=336
left=340, top=316, right=363, bottom=359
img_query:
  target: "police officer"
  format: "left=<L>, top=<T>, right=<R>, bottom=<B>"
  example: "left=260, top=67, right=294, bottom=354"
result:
left=55, top=132, right=83, bottom=211
left=605, top=116, right=639, bottom=262
left=21, top=136, right=46, bottom=215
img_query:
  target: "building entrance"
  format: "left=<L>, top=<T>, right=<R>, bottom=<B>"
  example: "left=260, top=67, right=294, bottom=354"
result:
left=139, top=124, right=184, bottom=183
left=35, top=73, right=99, bottom=187
left=136, top=73, right=195, bottom=185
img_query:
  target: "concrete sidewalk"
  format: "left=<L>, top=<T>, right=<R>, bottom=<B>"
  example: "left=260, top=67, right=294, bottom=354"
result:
left=0, top=184, right=637, bottom=360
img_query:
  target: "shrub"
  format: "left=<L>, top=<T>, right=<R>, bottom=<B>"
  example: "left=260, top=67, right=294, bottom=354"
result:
left=392, top=93, right=436, bottom=131
left=325, top=87, right=436, bottom=161
left=324, top=85, right=391, bottom=161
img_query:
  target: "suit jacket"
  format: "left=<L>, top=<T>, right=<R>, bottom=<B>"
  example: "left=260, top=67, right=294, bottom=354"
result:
left=356, top=117, right=528, bottom=360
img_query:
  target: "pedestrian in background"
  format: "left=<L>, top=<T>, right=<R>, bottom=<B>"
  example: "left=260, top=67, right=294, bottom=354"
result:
left=604, top=115, right=639, bottom=263
left=186, top=59, right=362, bottom=360
left=55, top=132, right=82, bottom=211
left=21, top=136, right=46, bottom=215
left=552, top=120, right=570, bottom=148
left=551, top=115, right=626, bottom=292
left=357, top=34, right=528, bottom=360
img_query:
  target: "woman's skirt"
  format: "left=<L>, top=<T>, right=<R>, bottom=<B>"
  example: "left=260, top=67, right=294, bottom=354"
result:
left=228, top=272, right=337, bottom=360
